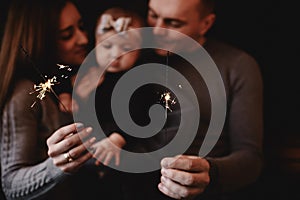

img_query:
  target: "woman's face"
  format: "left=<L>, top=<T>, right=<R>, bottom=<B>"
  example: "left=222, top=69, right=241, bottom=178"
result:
left=57, top=2, right=88, bottom=66
left=95, top=30, right=141, bottom=73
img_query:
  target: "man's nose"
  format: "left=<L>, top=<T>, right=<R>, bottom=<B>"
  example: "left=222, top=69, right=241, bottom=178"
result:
left=153, top=19, right=168, bottom=36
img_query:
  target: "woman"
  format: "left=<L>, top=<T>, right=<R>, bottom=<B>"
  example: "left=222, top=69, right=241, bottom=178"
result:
left=0, top=0, right=95, bottom=199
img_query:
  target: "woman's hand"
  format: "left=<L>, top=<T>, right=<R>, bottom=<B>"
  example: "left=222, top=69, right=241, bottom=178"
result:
left=47, top=123, right=96, bottom=173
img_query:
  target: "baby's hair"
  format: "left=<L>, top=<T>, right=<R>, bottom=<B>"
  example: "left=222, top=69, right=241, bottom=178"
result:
left=96, top=7, right=145, bottom=34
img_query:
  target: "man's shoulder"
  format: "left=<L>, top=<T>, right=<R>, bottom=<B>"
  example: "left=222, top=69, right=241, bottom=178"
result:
left=204, top=38, right=259, bottom=69
left=204, top=38, right=250, bottom=58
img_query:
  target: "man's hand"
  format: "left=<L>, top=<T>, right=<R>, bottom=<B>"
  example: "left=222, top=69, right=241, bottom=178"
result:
left=158, top=155, right=210, bottom=199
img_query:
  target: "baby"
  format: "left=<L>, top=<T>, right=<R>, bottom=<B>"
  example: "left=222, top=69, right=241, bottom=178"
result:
left=74, top=7, right=145, bottom=166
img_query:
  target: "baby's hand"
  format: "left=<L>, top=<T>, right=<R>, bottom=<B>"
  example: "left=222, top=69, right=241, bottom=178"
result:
left=75, top=66, right=105, bottom=100
left=92, top=133, right=126, bottom=166
left=58, top=93, right=79, bottom=113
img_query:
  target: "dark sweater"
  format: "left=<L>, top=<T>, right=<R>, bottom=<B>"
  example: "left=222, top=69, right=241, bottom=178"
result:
left=79, top=38, right=263, bottom=199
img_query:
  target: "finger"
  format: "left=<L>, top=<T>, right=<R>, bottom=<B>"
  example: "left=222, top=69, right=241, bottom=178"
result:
left=103, top=152, right=113, bottom=166
left=48, top=127, right=92, bottom=157
left=59, top=103, right=68, bottom=112
left=115, top=152, right=120, bottom=166
left=161, top=167, right=210, bottom=187
left=61, top=126, right=93, bottom=149
left=72, top=100, right=79, bottom=113
left=75, top=82, right=91, bottom=99
left=52, top=154, right=68, bottom=166
left=160, top=176, right=203, bottom=199
left=161, top=176, right=187, bottom=197
left=161, top=184, right=204, bottom=200
left=68, top=137, right=96, bottom=160
left=93, top=145, right=103, bottom=166
left=95, top=159, right=101, bottom=166
left=51, top=137, right=96, bottom=166
left=161, top=155, right=209, bottom=172
left=93, top=150, right=101, bottom=160
left=47, top=123, right=83, bottom=145
left=97, top=151, right=107, bottom=164
left=66, top=103, right=72, bottom=112
left=92, top=145, right=104, bottom=159
left=158, top=182, right=182, bottom=199
left=98, top=74, right=105, bottom=85
left=61, top=151, right=93, bottom=173
left=76, top=88, right=88, bottom=99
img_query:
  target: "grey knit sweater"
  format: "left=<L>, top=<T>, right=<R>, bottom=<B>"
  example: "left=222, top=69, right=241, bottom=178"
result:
left=1, top=80, right=73, bottom=200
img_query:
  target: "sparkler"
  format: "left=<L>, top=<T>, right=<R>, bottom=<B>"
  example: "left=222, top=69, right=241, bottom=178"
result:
left=160, top=51, right=178, bottom=113
left=165, top=51, right=169, bottom=118
left=19, top=45, right=69, bottom=111
left=160, top=91, right=176, bottom=112
left=57, top=64, right=71, bottom=70
left=30, top=76, right=58, bottom=107
left=57, top=64, right=72, bottom=79
left=160, top=51, right=183, bottom=144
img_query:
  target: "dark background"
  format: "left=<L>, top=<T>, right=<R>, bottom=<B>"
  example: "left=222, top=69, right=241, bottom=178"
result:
left=1, top=0, right=299, bottom=199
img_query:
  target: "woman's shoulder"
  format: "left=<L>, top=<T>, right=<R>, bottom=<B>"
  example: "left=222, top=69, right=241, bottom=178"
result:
left=5, top=79, right=42, bottom=112
left=12, top=79, right=36, bottom=101
left=15, top=79, right=35, bottom=89
left=4, top=78, right=69, bottom=125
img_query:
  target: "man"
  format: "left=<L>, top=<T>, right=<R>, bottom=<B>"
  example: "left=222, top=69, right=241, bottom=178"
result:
left=146, top=0, right=263, bottom=199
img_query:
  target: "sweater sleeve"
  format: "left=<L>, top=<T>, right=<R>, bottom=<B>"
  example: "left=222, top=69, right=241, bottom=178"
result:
left=1, top=80, right=67, bottom=200
left=206, top=52, right=264, bottom=193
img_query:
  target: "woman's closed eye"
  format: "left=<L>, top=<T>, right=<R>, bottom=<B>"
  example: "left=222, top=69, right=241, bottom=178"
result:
left=59, top=27, right=74, bottom=40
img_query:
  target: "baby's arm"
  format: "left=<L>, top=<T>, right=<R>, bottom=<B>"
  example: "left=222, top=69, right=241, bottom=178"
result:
left=75, top=66, right=105, bottom=101
left=92, top=133, right=126, bottom=166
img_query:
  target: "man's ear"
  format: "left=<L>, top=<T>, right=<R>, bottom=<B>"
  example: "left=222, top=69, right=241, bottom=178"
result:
left=199, top=13, right=216, bottom=35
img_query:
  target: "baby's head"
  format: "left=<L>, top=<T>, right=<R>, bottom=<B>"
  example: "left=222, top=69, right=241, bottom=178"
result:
left=95, top=7, right=144, bottom=73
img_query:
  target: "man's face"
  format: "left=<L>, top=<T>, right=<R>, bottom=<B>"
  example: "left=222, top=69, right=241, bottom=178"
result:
left=147, top=0, right=205, bottom=55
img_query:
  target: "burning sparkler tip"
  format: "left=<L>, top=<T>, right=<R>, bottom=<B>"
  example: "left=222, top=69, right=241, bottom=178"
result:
left=30, top=76, right=58, bottom=107
left=160, top=91, right=177, bottom=112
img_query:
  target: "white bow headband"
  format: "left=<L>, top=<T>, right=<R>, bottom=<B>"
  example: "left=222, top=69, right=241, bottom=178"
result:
left=97, top=14, right=132, bottom=34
